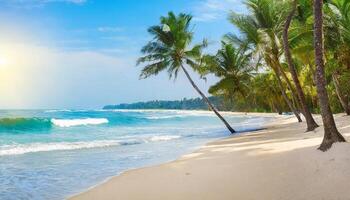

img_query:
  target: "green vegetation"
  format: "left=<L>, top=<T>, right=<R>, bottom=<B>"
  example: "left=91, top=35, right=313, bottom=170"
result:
left=137, top=12, right=235, bottom=133
left=136, top=0, right=350, bottom=150
left=103, top=97, right=231, bottom=110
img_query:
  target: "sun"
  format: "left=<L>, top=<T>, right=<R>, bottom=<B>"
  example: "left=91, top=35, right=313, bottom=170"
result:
left=0, top=57, right=9, bottom=67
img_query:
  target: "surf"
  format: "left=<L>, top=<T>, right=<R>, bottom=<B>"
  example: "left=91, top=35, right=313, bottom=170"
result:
left=0, top=135, right=182, bottom=156
left=0, top=117, right=109, bottom=131
left=51, top=118, right=109, bottom=127
left=0, top=118, right=52, bottom=131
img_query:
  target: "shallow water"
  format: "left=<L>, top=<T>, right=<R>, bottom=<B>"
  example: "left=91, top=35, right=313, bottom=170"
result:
left=0, top=109, right=273, bottom=200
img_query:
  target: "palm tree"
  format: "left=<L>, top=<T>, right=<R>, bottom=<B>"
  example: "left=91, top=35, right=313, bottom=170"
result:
left=288, top=0, right=321, bottom=113
left=332, top=73, right=350, bottom=114
left=282, top=0, right=319, bottom=131
left=313, top=0, right=346, bottom=151
left=252, top=72, right=288, bottom=113
left=137, top=12, right=235, bottom=134
left=227, top=0, right=302, bottom=122
left=324, top=0, right=350, bottom=115
left=201, top=42, right=253, bottom=101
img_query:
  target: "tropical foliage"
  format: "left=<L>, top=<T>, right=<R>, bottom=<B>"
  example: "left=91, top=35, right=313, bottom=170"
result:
left=200, top=0, right=350, bottom=116
left=138, top=0, right=350, bottom=150
left=137, top=12, right=236, bottom=133
left=103, top=96, right=231, bottom=110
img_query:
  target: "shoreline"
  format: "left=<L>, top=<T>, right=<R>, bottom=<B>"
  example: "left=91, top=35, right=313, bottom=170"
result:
left=101, top=109, right=283, bottom=116
left=67, top=113, right=282, bottom=199
left=68, top=113, right=291, bottom=199
left=66, top=113, right=281, bottom=199
left=70, top=114, right=350, bottom=200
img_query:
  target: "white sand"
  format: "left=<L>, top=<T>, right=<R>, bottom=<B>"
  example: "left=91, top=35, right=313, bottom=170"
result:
left=70, top=114, right=350, bottom=200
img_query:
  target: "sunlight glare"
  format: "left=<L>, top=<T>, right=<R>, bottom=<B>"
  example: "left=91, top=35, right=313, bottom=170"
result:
left=0, top=56, right=8, bottom=67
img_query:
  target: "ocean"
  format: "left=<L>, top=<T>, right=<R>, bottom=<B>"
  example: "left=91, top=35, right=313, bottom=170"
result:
left=0, top=109, right=273, bottom=200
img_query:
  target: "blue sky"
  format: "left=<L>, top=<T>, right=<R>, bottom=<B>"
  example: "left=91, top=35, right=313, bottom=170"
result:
left=0, top=0, right=245, bottom=109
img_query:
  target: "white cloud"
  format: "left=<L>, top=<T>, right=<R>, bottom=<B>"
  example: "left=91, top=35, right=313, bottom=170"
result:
left=192, top=0, right=246, bottom=22
left=101, top=35, right=129, bottom=41
left=97, top=26, right=124, bottom=32
left=0, top=0, right=86, bottom=8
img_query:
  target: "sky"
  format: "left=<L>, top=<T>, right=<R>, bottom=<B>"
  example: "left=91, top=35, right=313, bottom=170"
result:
left=0, top=0, right=245, bottom=109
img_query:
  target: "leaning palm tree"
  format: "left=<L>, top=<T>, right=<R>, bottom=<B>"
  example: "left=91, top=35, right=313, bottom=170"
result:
left=282, top=0, right=319, bottom=131
left=137, top=12, right=235, bottom=134
left=313, top=0, right=346, bottom=151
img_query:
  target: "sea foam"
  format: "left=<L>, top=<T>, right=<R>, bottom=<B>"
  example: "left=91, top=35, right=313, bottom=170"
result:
left=0, top=135, right=182, bottom=156
left=0, top=140, right=119, bottom=156
left=148, top=135, right=181, bottom=142
left=51, top=118, right=109, bottom=127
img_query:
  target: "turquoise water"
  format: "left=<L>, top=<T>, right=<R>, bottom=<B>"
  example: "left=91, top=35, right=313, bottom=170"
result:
left=0, top=109, right=273, bottom=200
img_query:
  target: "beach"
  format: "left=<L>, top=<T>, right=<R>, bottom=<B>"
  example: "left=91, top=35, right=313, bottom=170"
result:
left=0, top=110, right=275, bottom=199
left=71, top=114, right=350, bottom=200
left=1, top=0, right=350, bottom=200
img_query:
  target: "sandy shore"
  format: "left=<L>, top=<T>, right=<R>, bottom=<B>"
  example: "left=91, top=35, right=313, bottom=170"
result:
left=70, top=114, right=350, bottom=200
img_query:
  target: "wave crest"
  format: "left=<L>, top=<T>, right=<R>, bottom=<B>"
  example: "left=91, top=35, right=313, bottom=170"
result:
left=51, top=118, right=109, bottom=127
left=0, top=140, right=119, bottom=156
left=148, top=135, right=181, bottom=142
left=0, top=135, right=182, bottom=156
left=0, top=118, right=52, bottom=131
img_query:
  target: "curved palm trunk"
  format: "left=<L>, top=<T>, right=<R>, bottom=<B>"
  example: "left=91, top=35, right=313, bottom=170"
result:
left=283, top=0, right=319, bottom=131
left=275, top=59, right=301, bottom=109
left=332, top=73, right=350, bottom=115
left=180, top=64, right=236, bottom=134
left=274, top=68, right=302, bottom=122
left=268, top=58, right=302, bottom=122
left=313, top=0, right=346, bottom=151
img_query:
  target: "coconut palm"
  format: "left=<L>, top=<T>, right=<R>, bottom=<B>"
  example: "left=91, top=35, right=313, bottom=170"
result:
left=324, top=0, right=350, bottom=114
left=227, top=0, right=302, bottom=122
left=288, top=0, right=321, bottom=113
left=327, top=0, right=350, bottom=46
left=282, top=0, right=319, bottom=131
left=137, top=12, right=236, bottom=134
left=252, top=72, right=291, bottom=113
left=313, top=0, right=346, bottom=151
left=201, top=42, right=253, bottom=101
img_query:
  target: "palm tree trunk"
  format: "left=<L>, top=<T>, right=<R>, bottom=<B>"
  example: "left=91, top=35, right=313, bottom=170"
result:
left=267, top=58, right=302, bottom=122
left=274, top=68, right=302, bottom=122
left=180, top=64, right=236, bottom=134
left=332, top=73, right=350, bottom=115
left=273, top=57, right=301, bottom=112
left=313, top=0, right=346, bottom=151
left=282, top=0, right=319, bottom=131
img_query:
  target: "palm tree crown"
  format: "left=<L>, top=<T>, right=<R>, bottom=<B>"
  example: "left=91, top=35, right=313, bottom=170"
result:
left=137, top=12, right=236, bottom=134
left=137, top=12, right=205, bottom=79
left=203, top=43, right=253, bottom=99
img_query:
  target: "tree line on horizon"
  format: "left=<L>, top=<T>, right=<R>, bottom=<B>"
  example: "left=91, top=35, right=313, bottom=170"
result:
left=137, top=0, right=350, bottom=151
left=103, top=97, right=234, bottom=110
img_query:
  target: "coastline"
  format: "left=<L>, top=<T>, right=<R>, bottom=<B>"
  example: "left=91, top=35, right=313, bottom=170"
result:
left=68, top=114, right=350, bottom=199
left=70, top=113, right=350, bottom=200
left=66, top=112, right=281, bottom=199
left=104, top=109, right=282, bottom=116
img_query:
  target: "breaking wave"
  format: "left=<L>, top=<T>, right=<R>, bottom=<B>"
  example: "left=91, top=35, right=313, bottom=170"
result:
left=0, top=135, right=182, bottom=156
left=0, top=140, right=119, bottom=156
left=0, top=118, right=52, bottom=131
left=148, top=135, right=181, bottom=142
left=0, top=117, right=109, bottom=131
left=51, top=118, right=109, bottom=127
